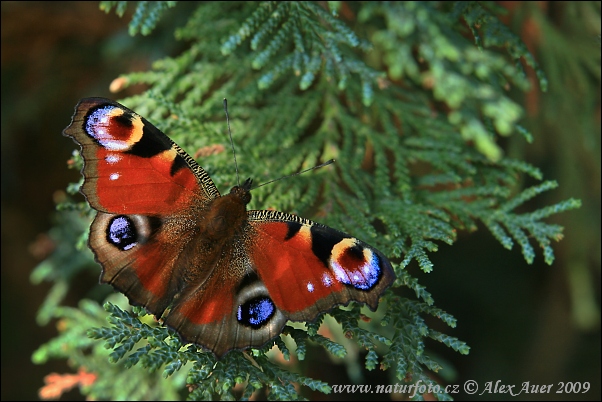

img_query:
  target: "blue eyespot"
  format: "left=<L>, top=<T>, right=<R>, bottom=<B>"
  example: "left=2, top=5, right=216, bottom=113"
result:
left=237, top=296, right=275, bottom=328
left=85, top=106, right=131, bottom=151
left=332, top=250, right=381, bottom=290
left=107, top=216, right=137, bottom=251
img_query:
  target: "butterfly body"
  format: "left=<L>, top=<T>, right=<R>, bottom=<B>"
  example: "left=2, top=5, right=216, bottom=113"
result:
left=64, top=98, right=395, bottom=357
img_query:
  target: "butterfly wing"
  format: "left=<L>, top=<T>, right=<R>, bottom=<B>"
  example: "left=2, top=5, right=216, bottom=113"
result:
left=64, top=98, right=220, bottom=316
left=163, top=236, right=288, bottom=357
left=247, top=210, right=395, bottom=320
left=64, top=98, right=220, bottom=214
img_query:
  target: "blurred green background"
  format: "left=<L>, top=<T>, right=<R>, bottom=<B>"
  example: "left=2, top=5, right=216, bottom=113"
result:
left=1, top=2, right=599, bottom=400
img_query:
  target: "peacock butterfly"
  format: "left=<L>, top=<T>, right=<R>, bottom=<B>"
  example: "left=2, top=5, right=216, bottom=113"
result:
left=63, top=97, right=395, bottom=358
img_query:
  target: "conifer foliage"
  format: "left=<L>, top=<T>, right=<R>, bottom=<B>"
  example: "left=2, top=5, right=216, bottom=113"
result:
left=33, top=2, right=581, bottom=400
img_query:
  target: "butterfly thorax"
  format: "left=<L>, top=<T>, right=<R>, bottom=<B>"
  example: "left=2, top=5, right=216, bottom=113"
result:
left=198, top=180, right=252, bottom=241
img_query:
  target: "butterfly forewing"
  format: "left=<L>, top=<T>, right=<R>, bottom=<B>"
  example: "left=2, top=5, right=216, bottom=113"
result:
left=63, top=97, right=220, bottom=214
left=247, top=210, right=395, bottom=321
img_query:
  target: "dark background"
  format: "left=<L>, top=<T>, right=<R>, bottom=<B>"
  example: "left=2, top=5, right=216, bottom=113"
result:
left=1, top=2, right=148, bottom=400
left=1, top=2, right=600, bottom=401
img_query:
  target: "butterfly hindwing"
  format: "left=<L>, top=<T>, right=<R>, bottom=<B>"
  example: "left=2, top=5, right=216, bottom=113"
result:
left=89, top=212, right=188, bottom=315
left=163, top=244, right=288, bottom=357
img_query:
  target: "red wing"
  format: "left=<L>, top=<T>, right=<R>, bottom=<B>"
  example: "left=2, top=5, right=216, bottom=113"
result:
left=90, top=212, right=193, bottom=316
left=64, top=98, right=220, bottom=319
left=63, top=98, right=220, bottom=215
left=163, top=244, right=288, bottom=358
left=247, top=210, right=395, bottom=321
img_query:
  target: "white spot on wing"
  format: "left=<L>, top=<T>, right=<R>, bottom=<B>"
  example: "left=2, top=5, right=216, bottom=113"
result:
left=109, top=173, right=120, bottom=181
left=105, top=154, right=121, bottom=164
left=102, top=140, right=130, bottom=151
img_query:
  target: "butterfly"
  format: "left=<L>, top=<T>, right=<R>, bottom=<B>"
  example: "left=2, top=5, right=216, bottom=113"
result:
left=63, top=97, right=395, bottom=358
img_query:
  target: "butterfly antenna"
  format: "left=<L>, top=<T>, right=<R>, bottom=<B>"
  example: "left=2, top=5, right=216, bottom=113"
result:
left=223, top=98, right=240, bottom=186
left=252, top=159, right=335, bottom=190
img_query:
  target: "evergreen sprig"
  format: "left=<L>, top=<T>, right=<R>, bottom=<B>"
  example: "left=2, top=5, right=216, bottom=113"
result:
left=100, top=1, right=177, bottom=36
